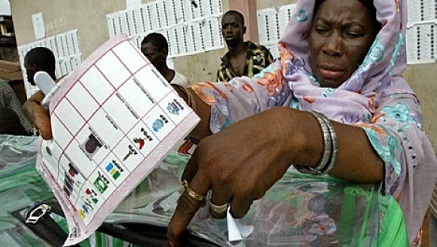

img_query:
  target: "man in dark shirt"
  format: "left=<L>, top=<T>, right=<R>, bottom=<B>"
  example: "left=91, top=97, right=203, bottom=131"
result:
left=23, top=47, right=58, bottom=139
left=217, top=10, right=274, bottom=82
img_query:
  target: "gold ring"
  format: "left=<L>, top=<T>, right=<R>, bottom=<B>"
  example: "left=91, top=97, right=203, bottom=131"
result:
left=209, top=198, right=228, bottom=215
left=182, top=180, right=206, bottom=203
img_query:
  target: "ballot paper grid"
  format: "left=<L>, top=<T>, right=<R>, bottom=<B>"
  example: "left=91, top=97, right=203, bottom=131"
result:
left=37, top=38, right=195, bottom=229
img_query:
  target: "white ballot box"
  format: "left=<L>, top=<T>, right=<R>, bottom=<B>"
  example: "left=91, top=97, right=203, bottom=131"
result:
left=35, top=35, right=200, bottom=246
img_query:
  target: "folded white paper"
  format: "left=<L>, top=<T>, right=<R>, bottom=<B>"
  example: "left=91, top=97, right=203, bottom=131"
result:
left=227, top=208, right=254, bottom=242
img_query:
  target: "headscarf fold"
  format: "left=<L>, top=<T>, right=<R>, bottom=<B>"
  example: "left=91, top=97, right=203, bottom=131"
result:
left=278, top=0, right=413, bottom=124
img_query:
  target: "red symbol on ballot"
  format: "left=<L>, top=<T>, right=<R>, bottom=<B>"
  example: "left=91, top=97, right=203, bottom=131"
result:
left=133, top=138, right=145, bottom=149
left=68, top=163, right=79, bottom=177
left=85, top=188, right=99, bottom=204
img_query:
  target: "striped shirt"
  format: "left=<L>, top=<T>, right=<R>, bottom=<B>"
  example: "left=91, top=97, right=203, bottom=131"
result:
left=216, top=41, right=273, bottom=82
left=430, top=181, right=437, bottom=217
left=0, top=81, right=33, bottom=133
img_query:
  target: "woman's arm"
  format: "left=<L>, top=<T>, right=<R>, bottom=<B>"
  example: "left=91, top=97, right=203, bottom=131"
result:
left=172, top=85, right=212, bottom=140
left=167, top=106, right=384, bottom=246
left=325, top=118, right=384, bottom=182
left=172, top=78, right=384, bottom=183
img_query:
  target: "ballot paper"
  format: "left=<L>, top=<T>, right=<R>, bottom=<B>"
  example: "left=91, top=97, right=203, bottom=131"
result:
left=34, top=35, right=200, bottom=246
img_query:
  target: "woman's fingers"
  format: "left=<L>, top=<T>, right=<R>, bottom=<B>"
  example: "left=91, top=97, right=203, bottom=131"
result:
left=168, top=109, right=297, bottom=246
left=181, top=147, right=201, bottom=182
left=167, top=173, right=210, bottom=247
left=229, top=196, right=253, bottom=218
left=167, top=190, right=203, bottom=246
left=209, top=184, right=232, bottom=219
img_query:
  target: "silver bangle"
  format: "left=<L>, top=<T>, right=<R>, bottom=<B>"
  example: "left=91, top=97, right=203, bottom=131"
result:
left=294, top=110, right=332, bottom=175
left=313, top=111, right=338, bottom=175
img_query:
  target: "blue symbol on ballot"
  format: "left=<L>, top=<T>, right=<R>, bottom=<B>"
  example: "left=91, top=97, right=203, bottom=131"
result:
left=152, top=119, right=164, bottom=132
left=167, top=102, right=180, bottom=115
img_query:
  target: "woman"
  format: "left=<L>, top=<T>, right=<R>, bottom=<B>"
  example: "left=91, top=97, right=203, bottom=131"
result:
left=166, top=0, right=437, bottom=246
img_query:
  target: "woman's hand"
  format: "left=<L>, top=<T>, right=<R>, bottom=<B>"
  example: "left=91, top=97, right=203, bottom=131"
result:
left=166, top=108, right=319, bottom=246
left=23, top=91, right=52, bottom=140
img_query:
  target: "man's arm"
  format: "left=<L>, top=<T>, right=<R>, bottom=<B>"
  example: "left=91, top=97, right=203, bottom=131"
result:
left=23, top=90, right=52, bottom=139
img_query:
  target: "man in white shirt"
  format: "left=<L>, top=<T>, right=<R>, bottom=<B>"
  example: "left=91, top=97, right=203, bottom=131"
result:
left=140, top=33, right=190, bottom=87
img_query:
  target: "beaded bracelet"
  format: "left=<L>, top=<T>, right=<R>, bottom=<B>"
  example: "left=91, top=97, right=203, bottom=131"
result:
left=294, top=110, right=332, bottom=175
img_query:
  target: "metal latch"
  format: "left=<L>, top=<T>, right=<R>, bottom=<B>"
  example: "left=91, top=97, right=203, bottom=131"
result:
left=26, top=204, right=52, bottom=224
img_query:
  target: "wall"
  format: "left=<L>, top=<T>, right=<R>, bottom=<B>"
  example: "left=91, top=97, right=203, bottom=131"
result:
left=257, top=0, right=297, bottom=9
left=10, top=0, right=437, bottom=150
left=173, top=1, right=229, bottom=83
left=11, top=0, right=123, bottom=58
left=0, top=44, right=18, bottom=62
left=404, top=64, right=437, bottom=149
left=10, top=0, right=228, bottom=83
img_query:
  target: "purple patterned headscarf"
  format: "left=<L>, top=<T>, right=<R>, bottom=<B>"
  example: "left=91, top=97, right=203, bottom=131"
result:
left=278, top=0, right=413, bottom=123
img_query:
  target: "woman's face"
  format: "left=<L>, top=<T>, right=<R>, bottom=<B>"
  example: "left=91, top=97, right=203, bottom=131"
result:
left=308, top=0, right=377, bottom=88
